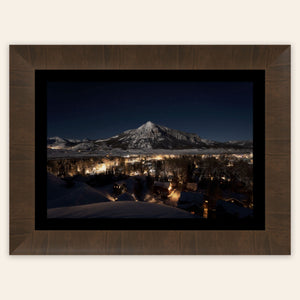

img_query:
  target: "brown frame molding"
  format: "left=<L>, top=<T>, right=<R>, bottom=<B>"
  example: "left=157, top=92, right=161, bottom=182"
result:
left=10, top=45, right=290, bottom=255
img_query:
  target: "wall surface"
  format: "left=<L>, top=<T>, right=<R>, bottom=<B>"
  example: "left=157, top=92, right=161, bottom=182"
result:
left=0, top=0, right=299, bottom=299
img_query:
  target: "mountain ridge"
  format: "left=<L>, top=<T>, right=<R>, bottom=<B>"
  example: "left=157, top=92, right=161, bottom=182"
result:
left=48, top=121, right=252, bottom=151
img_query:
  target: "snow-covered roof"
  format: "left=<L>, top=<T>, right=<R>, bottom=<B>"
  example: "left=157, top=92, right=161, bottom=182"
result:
left=177, top=192, right=204, bottom=209
left=117, top=192, right=136, bottom=202
left=217, top=200, right=253, bottom=218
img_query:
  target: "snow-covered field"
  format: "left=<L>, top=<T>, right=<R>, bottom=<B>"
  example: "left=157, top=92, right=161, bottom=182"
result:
left=47, top=173, right=196, bottom=218
left=48, top=201, right=196, bottom=218
left=48, top=147, right=252, bottom=159
left=47, top=173, right=110, bottom=209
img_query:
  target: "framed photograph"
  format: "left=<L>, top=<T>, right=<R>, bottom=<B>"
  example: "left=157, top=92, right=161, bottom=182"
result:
left=10, top=45, right=290, bottom=254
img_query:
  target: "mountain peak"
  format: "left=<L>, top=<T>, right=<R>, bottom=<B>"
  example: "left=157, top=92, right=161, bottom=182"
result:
left=138, top=121, right=156, bottom=130
left=145, top=120, right=155, bottom=126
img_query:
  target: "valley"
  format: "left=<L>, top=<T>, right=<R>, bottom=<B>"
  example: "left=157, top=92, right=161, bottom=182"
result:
left=47, top=121, right=253, bottom=220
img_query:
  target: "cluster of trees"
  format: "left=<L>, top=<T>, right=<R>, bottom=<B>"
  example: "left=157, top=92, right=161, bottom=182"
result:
left=47, top=157, right=105, bottom=177
left=125, top=155, right=253, bottom=191
left=48, top=155, right=253, bottom=204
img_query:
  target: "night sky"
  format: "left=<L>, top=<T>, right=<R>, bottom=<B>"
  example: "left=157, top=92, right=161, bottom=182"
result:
left=47, top=81, right=253, bottom=142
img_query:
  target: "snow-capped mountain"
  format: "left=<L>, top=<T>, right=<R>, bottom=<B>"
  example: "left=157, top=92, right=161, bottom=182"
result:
left=47, top=137, right=92, bottom=150
left=47, top=137, right=75, bottom=149
left=47, top=121, right=252, bottom=152
left=100, top=121, right=217, bottom=149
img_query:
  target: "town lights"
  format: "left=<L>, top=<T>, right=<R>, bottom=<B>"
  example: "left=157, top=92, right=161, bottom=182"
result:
left=154, top=155, right=163, bottom=160
left=96, top=163, right=107, bottom=173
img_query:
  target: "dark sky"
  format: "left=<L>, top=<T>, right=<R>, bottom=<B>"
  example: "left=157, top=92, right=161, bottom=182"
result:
left=47, top=81, right=253, bottom=142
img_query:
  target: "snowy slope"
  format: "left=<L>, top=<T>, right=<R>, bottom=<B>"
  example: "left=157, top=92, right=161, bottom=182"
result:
left=48, top=201, right=196, bottom=218
left=103, top=121, right=217, bottom=149
left=47, top=173, right=110, bottom=209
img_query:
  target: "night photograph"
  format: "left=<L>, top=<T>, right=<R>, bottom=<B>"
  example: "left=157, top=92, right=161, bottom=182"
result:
left=46, top=76, right=254, bottom=224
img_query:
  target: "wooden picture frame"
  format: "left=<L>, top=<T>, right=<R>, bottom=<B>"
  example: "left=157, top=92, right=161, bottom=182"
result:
left=10, top=45, right=290, bottom=255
